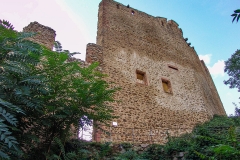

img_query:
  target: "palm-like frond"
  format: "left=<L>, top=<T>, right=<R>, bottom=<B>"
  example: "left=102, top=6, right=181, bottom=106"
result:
left=0, top=120, right=19, bottom=159
left=231, top=9, right=240, bottom=23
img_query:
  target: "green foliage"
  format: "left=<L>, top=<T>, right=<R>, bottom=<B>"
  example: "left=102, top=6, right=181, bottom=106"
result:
left=53, top=40, right=80, bottom=57
left=120, top=142, right=133, bottom=151
left=232, top=102, right=240, bottom=117
left=142, top=116, right=240, bottom=160
left=141, top=144, right=167, bottom=160
left=54, top=41, right=63, bottom=52
left=228, top=8, right=239, bottom=104
left=33, top=115, right=239, bottom=159
left=115, top=149, right=142, bottom=160
left=224, top=50, right=240, bottom=93
left=165, top=134, right=192, bottom=155
left=0, top=20, right=118, bottom=159
left=162, top=116, right=240, bottom=160
left=0, top=20, right=14, bottom=30
left=99, top=142, right=113, bottom=158
left=194, top=151, right=215, bottom=160
left=27, top=48, right=117, bottom=153
left=19, top=48, right=118, bottom=158
left=210, top=144, right=240, bottom=159
left=0, top=20, right=47, bottom=159
left=231, top=9, right=240, bottom=23
left=45, top=138, right=78, bottom=160
left=60, top=140, right=114, bottom=160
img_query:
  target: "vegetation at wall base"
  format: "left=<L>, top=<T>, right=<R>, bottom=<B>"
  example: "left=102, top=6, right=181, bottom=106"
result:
left=32, top=115, right=238, bottom=160
left=3, top=115, right=231, bottom=159
left=0, top=20, right=118, bottom=159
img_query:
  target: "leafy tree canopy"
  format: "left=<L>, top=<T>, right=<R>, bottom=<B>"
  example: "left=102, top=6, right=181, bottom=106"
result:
left=224, top=50, right=240, bottom=92
left=0, top=19, right=49, bottom=159
left=0, top=20, right=118, bottom=159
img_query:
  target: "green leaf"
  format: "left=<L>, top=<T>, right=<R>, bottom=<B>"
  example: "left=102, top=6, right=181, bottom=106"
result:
left=232, top=15, right=237, bottom=23
left=8, top=141, right=12, bottom=148
left=237, top=14, right=240, bottom=22
left=1, top=134, right=5, bottom=141
left=4, top=137, right=9, bottom=143
left=0, top=150, right=10, bottom=159
left=234, top=9, right=240, bottom=13
left=0, top=107, right=18, bottom=126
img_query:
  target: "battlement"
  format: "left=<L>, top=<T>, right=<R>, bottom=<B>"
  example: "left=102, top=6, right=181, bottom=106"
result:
left=98, top=0, right=183, bottom=38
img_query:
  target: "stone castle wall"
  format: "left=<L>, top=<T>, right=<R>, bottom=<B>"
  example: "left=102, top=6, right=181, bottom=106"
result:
left=22, top=0, right=226, bottom=144
left=88, top=0, right=226, bottom=144
left=23, top=21, right=56, bottom=50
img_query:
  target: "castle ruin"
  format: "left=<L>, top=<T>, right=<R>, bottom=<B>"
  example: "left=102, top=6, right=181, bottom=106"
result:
left=23, top=0, right=226, bottom=144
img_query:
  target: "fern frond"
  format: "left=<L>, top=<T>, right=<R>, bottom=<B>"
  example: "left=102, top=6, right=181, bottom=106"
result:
left=0, top=98, right=24, bottom=114
left=13, top=95, right=39, bottom=109
left=54, top=41, right=63, bottom=52
left=17, top=32, right=35, bottom=40
left=0, top=149, right=10, bottom=159
left=54, top=137, right=68, bottom=160
left=20, top=76, right=44, bottom=86
left=14, top=40, right=42, bottom=55
left=5, top=52, right=39, bottom=65
left=0, top=121, right=19, bottom=150
left=2, top=61, right=29, bottom=75
left=0, top=107, right=17, bottom=126
left=0, top=20, right=14, bottom=30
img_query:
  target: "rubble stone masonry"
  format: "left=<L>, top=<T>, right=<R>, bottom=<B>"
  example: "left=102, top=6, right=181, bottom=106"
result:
left=88, top=0, right=226, bottom=144
left=23, top=0, right=226, bottom=144
left=23, top=21, right=56, bottom=50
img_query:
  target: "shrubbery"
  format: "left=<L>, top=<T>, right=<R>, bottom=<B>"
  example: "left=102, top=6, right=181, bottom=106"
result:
left=30, top=115, right=238, bottom=160
left=0, top=20, right=118, bottom=159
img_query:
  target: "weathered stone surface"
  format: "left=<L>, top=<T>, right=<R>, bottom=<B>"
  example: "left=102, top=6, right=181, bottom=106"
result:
left=23, top=21, right=56, bottom=50
left=22, top=0, right=226, bottom=144
left=88, top=0, right=226, bottom=144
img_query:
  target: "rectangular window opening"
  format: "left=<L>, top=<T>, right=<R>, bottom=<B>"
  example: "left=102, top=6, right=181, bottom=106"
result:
left=161, top=78, right=172, bottom=94
left=136, top=70, right=147, bottom=85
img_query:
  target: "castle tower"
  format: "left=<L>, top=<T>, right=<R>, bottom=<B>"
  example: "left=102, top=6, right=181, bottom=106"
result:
left=23, top=21, right=56, bottom=50
left=87, top=0, right=226, bottom=144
